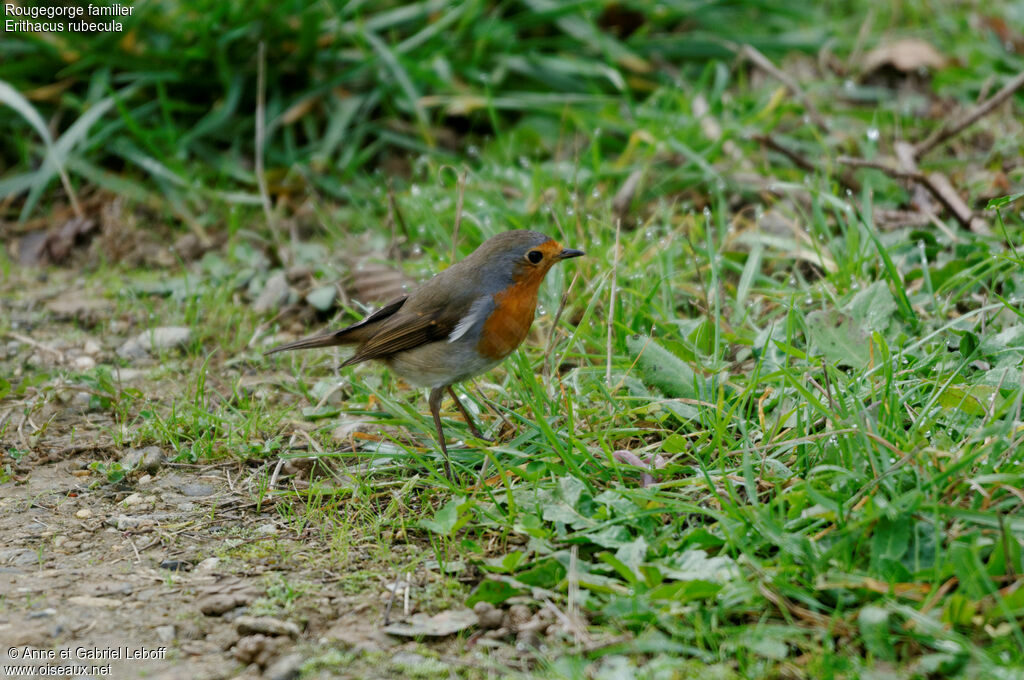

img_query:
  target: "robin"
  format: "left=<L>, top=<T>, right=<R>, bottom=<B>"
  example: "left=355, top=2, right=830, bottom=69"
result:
left=266, top=230, right=584, bottom=480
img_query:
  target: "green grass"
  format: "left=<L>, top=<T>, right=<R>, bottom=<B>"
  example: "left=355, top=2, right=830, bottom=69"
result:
left=3, top=0, right=1024, bottom=678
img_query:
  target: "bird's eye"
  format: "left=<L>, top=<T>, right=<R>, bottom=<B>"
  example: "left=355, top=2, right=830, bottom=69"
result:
left=526, top=250, right=543, bottom=264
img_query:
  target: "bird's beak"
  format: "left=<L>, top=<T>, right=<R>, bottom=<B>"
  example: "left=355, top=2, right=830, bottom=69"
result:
left=557, top=248, right=585, bottom=260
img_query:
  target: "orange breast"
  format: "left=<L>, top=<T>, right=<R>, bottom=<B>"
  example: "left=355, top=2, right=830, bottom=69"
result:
left=476, top=277, right=542, bottom=360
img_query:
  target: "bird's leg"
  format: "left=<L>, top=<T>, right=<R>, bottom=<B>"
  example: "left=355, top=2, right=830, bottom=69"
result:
left=446, top=385, right=490, bottom=441
left=429, top=386, right=453, bottom=481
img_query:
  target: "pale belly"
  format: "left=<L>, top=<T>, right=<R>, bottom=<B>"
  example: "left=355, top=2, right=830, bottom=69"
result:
left=385, top=341, right=502, bottom=389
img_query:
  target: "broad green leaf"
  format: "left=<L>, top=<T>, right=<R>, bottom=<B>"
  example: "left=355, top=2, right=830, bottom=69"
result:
left=955, top=330, right=980, bottom=359
left=846, top=281, right=896, bottom=333
left=805, top=309, right=870, bottom=369
left=614, top=537, right=648, bottom=579
left=626, top=334, right=701, bottom=400
left=986, top=192, right=1024, bottom=210
left=599, top=551, right=639, bottom=585
left=646, top=579, right=722, bottom=603
left=980, top=324, right=1024, bottom=357
left=418, top=496, right=470, bottom=536
left=589, top=525, right=633, bottom=549
left=662, top=433, right=689, bottom=454
left=870, top=517, right=910, bottom=574
left=516, top=558, right=566, bottom=588
left=479, top=551, right=525, bottom=574
left=559, top=475, right=587, bottom=508
left=936, top=384, right=999, bottom=417
left=466, top=579, right=523, bottom=606
left=592, top=489, right=638, bottom=516
left=660, top=549, right=739, bottom=583
left=541, top=498, right=593, bottom=528
left=301, top=406, right=341, bottom=420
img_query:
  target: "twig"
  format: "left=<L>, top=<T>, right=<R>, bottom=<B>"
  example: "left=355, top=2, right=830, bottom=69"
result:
left=739, top=44, right=830, bottom=133
left=752, top=134, right=817, bottom=173
left=837, top=156, right=986, bottom=232
left=3, top=331, right=65, bottom=362
left=919, top=576, right=958, bottom=615
left=926, top=171, right=990, bottom=234
left=837, top=156, right=922, bottom=180
left=752, top=133, right=863, bottom=193
left=127, top=537, right=142, bottom=563
left=255, top=42, right=275, bottom=232
left=806, top=375, right=835, bottom=412
left=606, top=218, right=621, bottom=387
left=915, top=69, right=1024, bottom=158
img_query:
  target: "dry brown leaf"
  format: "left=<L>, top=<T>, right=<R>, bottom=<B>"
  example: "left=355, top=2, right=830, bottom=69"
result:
left=14, top=216, right=97, bottom=266
left=862, top=38, right=947, bottom=74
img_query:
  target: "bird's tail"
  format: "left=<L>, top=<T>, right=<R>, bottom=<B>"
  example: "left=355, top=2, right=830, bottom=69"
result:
left=264, top=329, right=357, bottom=355
left=264, top=295, right=407, bottom=357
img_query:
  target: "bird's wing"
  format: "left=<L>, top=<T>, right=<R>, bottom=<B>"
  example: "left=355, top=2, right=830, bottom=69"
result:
left=342, top=307, right=462, bottom=365
left=264, top=295, right=408, bottom=355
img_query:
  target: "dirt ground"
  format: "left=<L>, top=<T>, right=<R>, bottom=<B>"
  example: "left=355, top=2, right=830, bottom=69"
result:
left=0, top=444, right=493, bottom=679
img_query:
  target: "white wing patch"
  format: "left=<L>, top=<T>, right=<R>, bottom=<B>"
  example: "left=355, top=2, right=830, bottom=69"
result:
left=449, top=295, right=492, bottom=343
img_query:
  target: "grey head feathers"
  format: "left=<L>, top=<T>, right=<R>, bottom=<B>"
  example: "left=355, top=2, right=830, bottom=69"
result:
left=448, top=230, right=553, bottom=293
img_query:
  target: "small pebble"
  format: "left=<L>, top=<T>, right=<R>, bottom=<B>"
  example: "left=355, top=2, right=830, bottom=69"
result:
left=473, top=601, right=504, bottom=630
left=73, top=355, right=96, bottom=370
